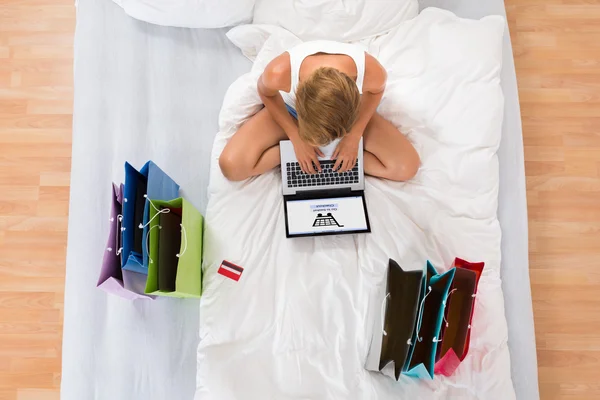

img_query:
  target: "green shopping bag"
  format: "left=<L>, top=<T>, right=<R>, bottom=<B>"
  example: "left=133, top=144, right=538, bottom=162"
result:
left=144, top=197, right=203, bottom=298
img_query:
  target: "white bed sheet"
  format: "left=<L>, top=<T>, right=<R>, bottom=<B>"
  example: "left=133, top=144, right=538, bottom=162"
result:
left=61, top=0, right=538, bottom=399
left=197, top=8, right=511, bottom=399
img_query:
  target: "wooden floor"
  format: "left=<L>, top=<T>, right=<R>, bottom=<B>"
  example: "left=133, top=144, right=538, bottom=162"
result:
left=0, top=1, right=599, bottom=399
left=0, top=1, right=74, bottom=400
left=506, top=0, right=600, bottom=399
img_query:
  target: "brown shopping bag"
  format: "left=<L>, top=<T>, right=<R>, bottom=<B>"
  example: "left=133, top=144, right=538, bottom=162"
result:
left=365, top=259, right=424, bottom=380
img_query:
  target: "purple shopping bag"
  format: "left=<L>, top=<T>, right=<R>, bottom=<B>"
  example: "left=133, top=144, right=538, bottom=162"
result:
left=97, top=183, right=153, bottom=300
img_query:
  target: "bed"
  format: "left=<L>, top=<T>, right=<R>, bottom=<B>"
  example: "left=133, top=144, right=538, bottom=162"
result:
left=60, top=0, right=538, bottom=399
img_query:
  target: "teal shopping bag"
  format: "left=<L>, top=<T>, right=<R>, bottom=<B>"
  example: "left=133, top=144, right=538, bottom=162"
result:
left=403, top=261, right=455, bottom=379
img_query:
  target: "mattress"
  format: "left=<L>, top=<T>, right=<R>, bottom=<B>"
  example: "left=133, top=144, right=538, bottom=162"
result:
left=61, top=0, right=538, bottom=399
left=61, top=1, right=250, bottom=399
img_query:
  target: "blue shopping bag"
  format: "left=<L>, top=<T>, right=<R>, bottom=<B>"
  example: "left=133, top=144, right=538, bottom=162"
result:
left=121, top=161, right=179, bottom=275
left=403, top=261, right=455, bottom=379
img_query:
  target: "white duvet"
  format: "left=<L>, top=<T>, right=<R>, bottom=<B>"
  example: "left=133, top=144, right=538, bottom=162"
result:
left=196, top=8, right=514, bottom=400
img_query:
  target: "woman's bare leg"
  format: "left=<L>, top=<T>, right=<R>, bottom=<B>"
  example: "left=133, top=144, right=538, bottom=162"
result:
left=363, top=113, right=420, bottom=182
left=219, top=108, right=288, bottom=181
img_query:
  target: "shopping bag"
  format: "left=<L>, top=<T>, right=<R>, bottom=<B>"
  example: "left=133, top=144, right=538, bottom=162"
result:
left=365, top=259, right=424, bottom=380
left=434, top=258, right=484, bottom=376
left=144, top=197, right=203, bottom=298
left=121, top=161, right=179, bottom=275
left=97, top=183, right=152, bottom=300
left=403, top=261, right=455, bottom=379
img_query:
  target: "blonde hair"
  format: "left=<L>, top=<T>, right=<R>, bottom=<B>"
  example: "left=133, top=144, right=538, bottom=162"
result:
left=295, top=67, right=361, bottom=147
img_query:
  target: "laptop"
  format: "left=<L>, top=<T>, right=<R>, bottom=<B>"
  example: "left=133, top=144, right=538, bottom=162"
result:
left=280, top=138, right=371, bottom=238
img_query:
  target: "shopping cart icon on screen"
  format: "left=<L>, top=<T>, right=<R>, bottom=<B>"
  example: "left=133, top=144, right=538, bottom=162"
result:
left=312, top=213, right=344, bottom=228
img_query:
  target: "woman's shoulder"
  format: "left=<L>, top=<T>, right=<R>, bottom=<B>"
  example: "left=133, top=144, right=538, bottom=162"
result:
left=262, top=52, right=292, bottom=91
left=363, top=53, right=387, bottom=93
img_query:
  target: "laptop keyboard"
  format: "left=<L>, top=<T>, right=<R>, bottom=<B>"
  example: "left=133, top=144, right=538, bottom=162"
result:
left=286, top=160, right=359, bottom=188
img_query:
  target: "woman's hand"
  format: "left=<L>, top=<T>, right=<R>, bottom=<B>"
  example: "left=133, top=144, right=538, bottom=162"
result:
left=292, top=137, right=324, bottom=174
left=332, top=134, right=361, bottom=172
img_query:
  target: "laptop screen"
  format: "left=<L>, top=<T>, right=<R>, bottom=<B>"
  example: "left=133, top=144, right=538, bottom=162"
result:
left=285, top=195, right=369, bottom=237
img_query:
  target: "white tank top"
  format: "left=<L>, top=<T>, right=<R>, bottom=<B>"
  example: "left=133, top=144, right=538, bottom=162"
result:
left=281, top=40, right=366, bottom=109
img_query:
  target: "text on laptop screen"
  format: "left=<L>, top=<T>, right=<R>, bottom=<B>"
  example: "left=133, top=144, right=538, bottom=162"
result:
left=286, top=196, right=368, bottom=235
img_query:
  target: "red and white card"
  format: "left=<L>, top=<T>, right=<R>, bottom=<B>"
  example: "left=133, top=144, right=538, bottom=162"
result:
left=218, top=260, right=244, bottom=282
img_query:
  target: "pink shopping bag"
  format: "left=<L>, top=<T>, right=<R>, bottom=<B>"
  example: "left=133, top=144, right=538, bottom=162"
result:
left=434, top=258, right=484, bottom=376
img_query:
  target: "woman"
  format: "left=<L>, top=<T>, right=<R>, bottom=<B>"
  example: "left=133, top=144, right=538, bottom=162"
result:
left=219, top=40, right=420, bottom=182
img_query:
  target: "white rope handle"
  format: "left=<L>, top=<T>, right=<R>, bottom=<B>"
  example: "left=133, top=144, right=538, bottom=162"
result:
left=416, top=286, right=432, bottom=343
left=176, top=224, right=187, bottom=258
left=116, top=214, right=123, bottom=255
left=107, top=215, right=115, bottom=252
left=381, top=292, right=390, bottom=336
left=467, top=294, right=476, bottom=329
left=433, top=287, right=465, bottom=344
left=433, top=287, right=458, bottom=344
left=107, top=214, right=124, bottom=255
left=145, top=224, right=162, bottom=264
left=442, top=288, right=458, bottom=328
left=139, top=195, right=170, bottom=229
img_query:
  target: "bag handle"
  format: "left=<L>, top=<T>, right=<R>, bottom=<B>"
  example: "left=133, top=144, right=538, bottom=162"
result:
left=140, top=194, right=170, bottom=229
left=176, top=224, right=187, bottom=258
left=106, top=214, right=123, bottom=256
left=141, top=196, right=171, bottom=264
left=381, top=292, right=390, bottom=336
left=411, top=285, right=432, bottom=345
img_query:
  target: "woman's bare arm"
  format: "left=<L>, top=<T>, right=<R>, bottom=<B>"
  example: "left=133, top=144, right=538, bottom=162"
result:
left=332, top=54, right=387, bottom=172
left=350, top=53, right=387, bottom=138
left=257, top=53, right=323, bottom=173
left=257, top=53, right=301, bottom=141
